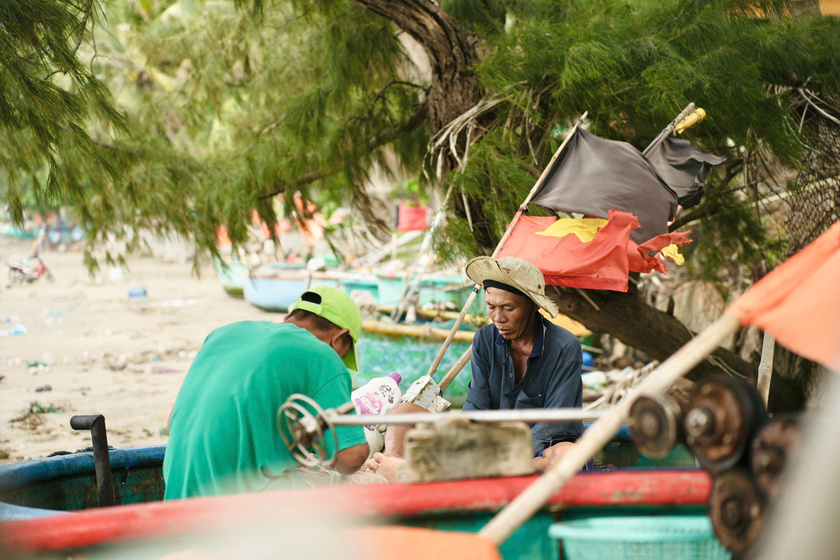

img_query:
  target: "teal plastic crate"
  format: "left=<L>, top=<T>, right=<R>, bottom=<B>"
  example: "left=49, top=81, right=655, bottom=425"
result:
left=548, top=515, right=730, bottom=560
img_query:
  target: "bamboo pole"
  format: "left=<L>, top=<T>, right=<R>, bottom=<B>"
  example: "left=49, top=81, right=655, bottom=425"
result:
left=641, top=102, right=696, bottom=157
left=424, top=286, right=480, bottom=377
left=378, top=305, right=484, bottom=324
left=757, top=332, right=775, bottom=407
left=492, top=112, right=589, bottom=258
left=438, top=347, right=472, bottom=391
left=362, top=320, right=475, bottom=343
left=478, top=313, right=742, bottom=545
left=423, top=112, right=589, bottom=379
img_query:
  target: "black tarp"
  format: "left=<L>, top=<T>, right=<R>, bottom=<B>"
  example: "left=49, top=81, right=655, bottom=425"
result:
left=645, top=136, right=727, bottom=209
left=530, top=128, right=679, bottom=244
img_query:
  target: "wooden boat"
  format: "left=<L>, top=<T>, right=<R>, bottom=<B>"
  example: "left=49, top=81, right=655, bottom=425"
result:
left=0, top=224, right=37, bottom=239
left=242, top=263, right=397, bottom=312
left=242, top=266, right=311, bottom=311
left=242, top=265, right=483, bottom=315
left=375, top=272, right=481, bottom=312
left=213, top=258, right=250, bottom=298
left=0, top=424, right=696, bottom=519
left=242, top=264, right=349, bottom=312
left=0, top=439, right=707, bottom=558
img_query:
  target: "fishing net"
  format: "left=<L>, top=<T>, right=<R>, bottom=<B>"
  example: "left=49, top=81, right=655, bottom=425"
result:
left=783, top=93, right=840, bottom=256
left=355, top=333, right=473, bottom=400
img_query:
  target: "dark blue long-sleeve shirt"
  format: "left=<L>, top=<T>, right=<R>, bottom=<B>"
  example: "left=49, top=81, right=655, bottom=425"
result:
left=462, top=315, right=584, bottom=456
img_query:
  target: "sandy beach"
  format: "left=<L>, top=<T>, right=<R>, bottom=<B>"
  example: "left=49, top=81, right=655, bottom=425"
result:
left=0, top=236, right=271, bottom=466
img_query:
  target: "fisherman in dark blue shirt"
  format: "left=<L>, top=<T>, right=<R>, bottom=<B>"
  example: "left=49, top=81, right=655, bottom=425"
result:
left=361, top=256, right=585, bottom=476
left=462, top=256, right=584, bottom=471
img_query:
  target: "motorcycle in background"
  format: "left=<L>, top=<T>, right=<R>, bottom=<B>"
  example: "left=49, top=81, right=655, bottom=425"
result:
left=5, top=254, right=54, bottom=284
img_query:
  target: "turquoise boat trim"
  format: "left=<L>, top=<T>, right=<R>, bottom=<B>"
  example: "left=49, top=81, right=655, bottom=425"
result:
left=339, top=276, right=381, bottom=304
left=213, top=259, right=249, bottom=298
left=0, top=447, right=164, bottom=492
left=0, top=446, right=165, bottom=520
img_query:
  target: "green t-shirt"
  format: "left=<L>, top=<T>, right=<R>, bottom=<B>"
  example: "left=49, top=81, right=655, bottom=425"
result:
left=163, top=321, right=366, bottom=499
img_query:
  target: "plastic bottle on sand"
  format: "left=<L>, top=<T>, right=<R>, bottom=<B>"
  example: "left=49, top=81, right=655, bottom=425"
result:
left=351, top=372, right=402, bottom=455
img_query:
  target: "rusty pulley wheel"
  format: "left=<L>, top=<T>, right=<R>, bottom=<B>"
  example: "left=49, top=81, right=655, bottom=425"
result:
left=684, top=375, right=766, bottom=474
left=708, top=469, right=765, bottom=554
left=628, top=394, right=685, bottom=459
left=751, top=415, right=802, bottom=498
left=277, top=394, right=337, bottom=468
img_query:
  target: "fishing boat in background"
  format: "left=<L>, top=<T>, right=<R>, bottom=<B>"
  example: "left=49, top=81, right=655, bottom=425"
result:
left=241, top=263, right=483, bottom=317
left=213, top=258, right=250, bottom=298
left=241, top=264, right=380, bottom=312
left=242, top=263, right=322, bottom=312
left=375, top=272, right=475, bottom=311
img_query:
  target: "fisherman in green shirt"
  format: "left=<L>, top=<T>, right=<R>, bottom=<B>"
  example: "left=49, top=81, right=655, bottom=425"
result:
left=163, top=285, right=369, bottom=499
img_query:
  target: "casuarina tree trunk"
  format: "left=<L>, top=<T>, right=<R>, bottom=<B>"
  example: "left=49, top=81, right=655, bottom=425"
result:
left=350, top=0, right=481, bottom=136
left=549, top=285, right=805, bottom=412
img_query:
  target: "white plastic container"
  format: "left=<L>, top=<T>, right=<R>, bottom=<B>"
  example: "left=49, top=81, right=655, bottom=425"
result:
left=351, top=372, right=402, bottom=455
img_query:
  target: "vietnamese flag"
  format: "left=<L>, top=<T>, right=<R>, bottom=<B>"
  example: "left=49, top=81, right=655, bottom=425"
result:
left=727, top=221, right=840, bottom=372
left=496, top=210, right=691, bottom=292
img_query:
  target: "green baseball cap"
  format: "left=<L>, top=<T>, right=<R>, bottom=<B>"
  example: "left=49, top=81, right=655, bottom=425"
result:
left=289, top=285, right=362, bottom=371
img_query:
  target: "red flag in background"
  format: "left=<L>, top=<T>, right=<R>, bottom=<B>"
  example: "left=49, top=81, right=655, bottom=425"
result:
left=727, top=221, right=840, bottom=372
left=396, top=205, right=429, bottom=232
left=496, top=210, right=691, bottom=292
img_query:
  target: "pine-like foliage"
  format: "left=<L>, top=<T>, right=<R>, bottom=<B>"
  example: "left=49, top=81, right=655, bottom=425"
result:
left=2, top=0, right=431, bottom=262
left=94, top=0, right=430, bottom=250
left=2, top=0, right=839, bottom=278
left=0, top=0, right=125, bottom=223
left=439, top=0, right=840, bottom=277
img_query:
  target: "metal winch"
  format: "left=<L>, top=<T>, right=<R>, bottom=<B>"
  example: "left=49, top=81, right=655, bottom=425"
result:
left=708, top=469, right=765, bottom=554
left=683, top=375, right=767, bottom=474
left=750, top=415, right=802, bottom=498
left=628, top=393, right=686, bottom=459
left=277, top=393, right=605, bottom=469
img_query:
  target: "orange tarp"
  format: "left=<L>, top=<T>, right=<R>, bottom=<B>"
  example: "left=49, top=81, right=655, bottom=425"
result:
left=346, top=526, right=502, bottom=560
left=215, top=226, right=232, bottom=248
left=727, top=221, right=840, bottom=372
left=249, top=195, right=325, bottom=246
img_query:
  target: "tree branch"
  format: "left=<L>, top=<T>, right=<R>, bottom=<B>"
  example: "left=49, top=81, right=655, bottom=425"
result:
left=257, top=172, right=332, bottom=200
left=548, top=286, right=805, bottom=411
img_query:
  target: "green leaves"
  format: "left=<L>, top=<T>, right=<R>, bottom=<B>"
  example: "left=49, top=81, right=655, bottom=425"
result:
left=2, top=0, right=838, bottom=280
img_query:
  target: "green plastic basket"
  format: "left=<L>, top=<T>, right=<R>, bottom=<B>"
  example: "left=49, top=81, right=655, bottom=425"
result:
left=548, top=515, right=731, bottom=560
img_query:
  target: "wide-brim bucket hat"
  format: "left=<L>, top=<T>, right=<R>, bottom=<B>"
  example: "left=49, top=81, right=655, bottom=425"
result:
left=465, top=256, right=559, bottom=318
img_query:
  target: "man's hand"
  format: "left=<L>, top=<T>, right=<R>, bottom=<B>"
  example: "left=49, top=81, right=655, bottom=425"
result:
left=532, top=441, right=574, bottom=472
left=359, top=452, right=406, bottom=482
left=333, top=442, right=370, bottom=474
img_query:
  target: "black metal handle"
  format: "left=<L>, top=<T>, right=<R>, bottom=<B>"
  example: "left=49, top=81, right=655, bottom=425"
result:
left=70, top=415, right=116, bottom=507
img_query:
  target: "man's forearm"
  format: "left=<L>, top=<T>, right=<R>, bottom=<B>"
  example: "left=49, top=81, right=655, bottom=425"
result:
left=333, top=442, right=370, bottom=474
